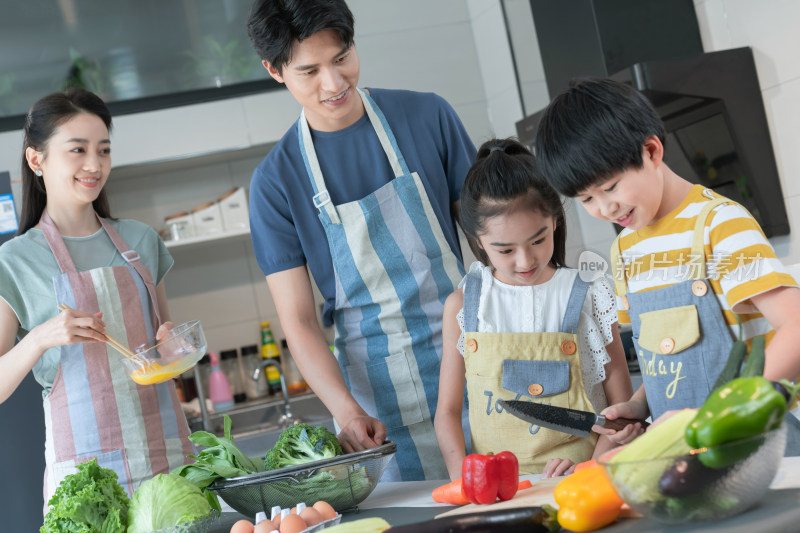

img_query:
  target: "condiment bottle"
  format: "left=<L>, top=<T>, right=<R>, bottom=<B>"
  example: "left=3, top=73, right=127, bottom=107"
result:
left=220, top=349, right=246, bottom=403
left=259, top=322, right=282, bottom=395
left=280, top=338, right=307, bottom=394
left=241, top=344, right=268, bottom=400
left=207, top=351, right=234, bottom=411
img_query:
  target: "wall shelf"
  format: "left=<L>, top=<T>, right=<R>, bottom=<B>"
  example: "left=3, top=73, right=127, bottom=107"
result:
left=165, top=226, right=251, bottom=251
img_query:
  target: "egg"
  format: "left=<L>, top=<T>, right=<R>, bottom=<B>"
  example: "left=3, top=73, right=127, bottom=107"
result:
left=312, top=500, right=337, bottom=521
left=254, top=518, right=276, bottom=533
left=299, top=507, right=323, bottom=526
left=278, top=513, right=307, bottom=533
left=230, top=519, right=255, bottom=533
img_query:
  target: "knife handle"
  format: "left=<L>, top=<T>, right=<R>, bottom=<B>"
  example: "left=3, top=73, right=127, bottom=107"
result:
left=598, top=415, right=650, bottom=432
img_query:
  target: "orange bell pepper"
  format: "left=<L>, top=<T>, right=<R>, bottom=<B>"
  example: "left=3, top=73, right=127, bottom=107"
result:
left=554, top=465, right=623, bottom=532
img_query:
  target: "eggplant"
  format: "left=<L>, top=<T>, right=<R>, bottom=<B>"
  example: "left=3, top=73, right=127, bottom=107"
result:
left=384, top=506, right=559, bottom=533
left=658, top=453, right=731, bottom=497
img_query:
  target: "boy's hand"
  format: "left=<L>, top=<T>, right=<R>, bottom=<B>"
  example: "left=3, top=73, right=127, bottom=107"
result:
left=591, top=400, right=649, bottom=442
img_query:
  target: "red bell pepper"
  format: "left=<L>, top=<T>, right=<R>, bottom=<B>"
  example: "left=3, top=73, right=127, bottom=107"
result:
left=462, top=451, right=519, bottom=504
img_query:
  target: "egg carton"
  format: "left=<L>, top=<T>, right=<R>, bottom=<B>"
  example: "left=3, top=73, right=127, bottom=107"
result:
left=260, top=502, right=342, bottom=533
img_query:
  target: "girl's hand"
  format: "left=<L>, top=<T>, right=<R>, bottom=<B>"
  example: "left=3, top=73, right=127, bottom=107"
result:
left=542, top=457, right=576, bottom=478
left=155, top=321, right=175, bottom=341
left=34, top=308, right=107, bottom=351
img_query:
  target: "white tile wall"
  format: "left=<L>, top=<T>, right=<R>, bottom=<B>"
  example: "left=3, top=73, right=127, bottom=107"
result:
left=97, top=0, right=494, bottom=355
left=693, top=0, right=800, bottom=267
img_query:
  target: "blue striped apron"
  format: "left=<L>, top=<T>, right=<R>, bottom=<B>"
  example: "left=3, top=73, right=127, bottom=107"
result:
left=299, top=88, right=465, bottom=480
left=39, top=211, right=192, bottom=512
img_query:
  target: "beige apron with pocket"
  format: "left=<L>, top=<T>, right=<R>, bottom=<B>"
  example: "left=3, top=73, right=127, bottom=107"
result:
left=462, top=271, right=597, bottom=473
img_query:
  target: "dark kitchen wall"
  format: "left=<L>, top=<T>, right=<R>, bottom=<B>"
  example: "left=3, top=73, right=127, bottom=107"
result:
left=0, top=373, right=46, bottom=530
left=529, top=0, right=703, bottom=99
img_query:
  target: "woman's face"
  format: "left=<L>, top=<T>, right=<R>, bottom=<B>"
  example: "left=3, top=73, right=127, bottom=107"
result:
left=476, top=207, right=558, bottom=286
left=36, top=112, right=111, bottom=208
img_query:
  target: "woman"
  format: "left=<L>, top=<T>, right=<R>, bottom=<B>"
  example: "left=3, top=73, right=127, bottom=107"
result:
left=0, top=89, right=192, bottom=512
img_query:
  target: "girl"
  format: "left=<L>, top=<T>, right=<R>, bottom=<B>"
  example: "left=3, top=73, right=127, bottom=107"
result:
left=434, top=138, right=639, bottom=479
left=0, top=89, right=192, bottom=511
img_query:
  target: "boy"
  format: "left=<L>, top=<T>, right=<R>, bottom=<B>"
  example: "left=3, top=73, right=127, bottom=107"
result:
left=246, top=0, right=476, bottom=480
left=534, top=78, right=800, bottom=452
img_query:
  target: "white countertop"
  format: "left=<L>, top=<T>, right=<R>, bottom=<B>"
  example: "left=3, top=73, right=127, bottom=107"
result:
left=360, top=457, right=800, bottom=509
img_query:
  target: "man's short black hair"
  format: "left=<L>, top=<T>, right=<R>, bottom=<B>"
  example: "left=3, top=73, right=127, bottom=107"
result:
left=247, top=0, right=355, bottom=74
left=534, top=77, right=666, bottom=197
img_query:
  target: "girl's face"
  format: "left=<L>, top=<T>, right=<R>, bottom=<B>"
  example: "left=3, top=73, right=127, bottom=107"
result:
left=476, top=207, right=558, bottom=287
left=33, top=112, right=111, bottom=208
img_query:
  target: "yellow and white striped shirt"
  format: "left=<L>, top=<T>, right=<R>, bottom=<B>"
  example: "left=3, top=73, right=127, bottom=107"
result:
left=615, top=185, right=796, bottom=344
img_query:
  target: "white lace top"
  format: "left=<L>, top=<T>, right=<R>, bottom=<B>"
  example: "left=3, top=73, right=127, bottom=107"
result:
left=457, top=262, right=618, bottom=412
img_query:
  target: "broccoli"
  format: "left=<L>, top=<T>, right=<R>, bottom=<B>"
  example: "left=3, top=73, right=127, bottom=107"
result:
left=264, top=423, right=343, bottom=470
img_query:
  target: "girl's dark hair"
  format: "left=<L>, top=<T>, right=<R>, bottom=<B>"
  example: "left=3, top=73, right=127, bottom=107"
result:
left=247, top=0, right=355, bottom=74
left=534, top=77, right=666, bottom=197
left=460, top=138, right=567, bottom=269
left=19, top=88, right=113, bottom=234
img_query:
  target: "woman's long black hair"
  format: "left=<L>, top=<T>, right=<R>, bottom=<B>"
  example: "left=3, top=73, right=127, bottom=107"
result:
left=19, top=88, right=113, bottom=234
left=460, top=137, right=567, bottom=269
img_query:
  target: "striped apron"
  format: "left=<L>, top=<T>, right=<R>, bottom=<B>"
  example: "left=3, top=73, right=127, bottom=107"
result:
left=463, top=270, right=597, bottom=473
left=299, top=88, right=465, bottom=480
left=612, top=195, right=800, bottom=453
left=39, top=211, right=192, bottom=512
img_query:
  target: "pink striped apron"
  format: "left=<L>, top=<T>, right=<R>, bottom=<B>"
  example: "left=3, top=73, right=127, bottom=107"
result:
left=39, top=211, right=192, bottom=513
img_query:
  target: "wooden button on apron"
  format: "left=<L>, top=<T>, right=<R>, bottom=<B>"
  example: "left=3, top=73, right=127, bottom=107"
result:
left=692, top=280, right=708, bottom=296
left=621, top=295, right=630, bottom=310
left=528, top=383, right=544, bottom=396
left=466, top=338, right=478, bottom=352
left=560, top=340, right=577, bottom=355
left=660, top=338, right=676, bottom=354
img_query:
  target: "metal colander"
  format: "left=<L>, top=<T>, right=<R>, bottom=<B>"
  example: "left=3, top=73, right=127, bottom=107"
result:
left=149, top=509, right=220, bottom=533
left=209, top=442, right=396, bottom=517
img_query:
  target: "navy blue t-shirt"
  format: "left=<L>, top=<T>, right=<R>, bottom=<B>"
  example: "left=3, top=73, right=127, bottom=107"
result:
left=249, top=88, right=476, bottom=325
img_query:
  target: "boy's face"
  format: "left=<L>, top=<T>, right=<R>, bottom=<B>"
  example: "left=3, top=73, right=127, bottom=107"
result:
left=264, top=29, right=362, bottom=132
left=574, top=138, right=665, bottom=230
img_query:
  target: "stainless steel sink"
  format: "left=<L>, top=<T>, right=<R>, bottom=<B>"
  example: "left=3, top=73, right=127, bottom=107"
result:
left=188, top=392, right=335, bottom=458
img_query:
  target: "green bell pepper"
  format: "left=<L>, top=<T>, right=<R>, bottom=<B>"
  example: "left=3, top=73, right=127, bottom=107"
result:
left=685, top=376, right=786, bottom=469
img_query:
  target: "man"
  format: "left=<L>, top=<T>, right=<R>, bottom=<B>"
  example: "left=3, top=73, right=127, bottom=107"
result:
left=247, top=0, right=475, bottom=480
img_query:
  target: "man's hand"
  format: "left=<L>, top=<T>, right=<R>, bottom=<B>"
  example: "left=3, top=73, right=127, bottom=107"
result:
left=336, top=414, right=387, bottom=454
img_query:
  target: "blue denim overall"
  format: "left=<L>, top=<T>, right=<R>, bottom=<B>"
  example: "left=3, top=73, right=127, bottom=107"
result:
left=299, top=88, right=466, bottom=480
left=611, top=196, right=800, bottom=455
left=462, top=269, right=597, bottom=474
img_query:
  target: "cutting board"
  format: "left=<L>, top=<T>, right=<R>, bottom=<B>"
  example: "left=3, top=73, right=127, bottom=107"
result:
left=435, top=477, right=561, bottom=518
left=435, top=477, right=639, bottom=519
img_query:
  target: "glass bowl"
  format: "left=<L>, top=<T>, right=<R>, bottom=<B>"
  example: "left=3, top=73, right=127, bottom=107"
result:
left=209, top=442, right=397, bottom=516
left=598, top=424, right=787, bottom=524
left=121, top=320, right=207, bottom=385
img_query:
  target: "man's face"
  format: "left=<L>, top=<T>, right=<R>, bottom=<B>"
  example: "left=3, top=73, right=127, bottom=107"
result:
left=265, top=29, right=362, bottom=132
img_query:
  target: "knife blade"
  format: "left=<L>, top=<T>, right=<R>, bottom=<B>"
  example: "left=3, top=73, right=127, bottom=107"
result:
left=498, top=399, right=649, bottom=437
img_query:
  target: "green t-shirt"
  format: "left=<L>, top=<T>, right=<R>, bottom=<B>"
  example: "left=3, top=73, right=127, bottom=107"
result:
left=0, top=218, right=173, bottom=395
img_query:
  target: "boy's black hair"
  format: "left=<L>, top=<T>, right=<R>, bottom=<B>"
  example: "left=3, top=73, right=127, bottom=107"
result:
left=247, top=0, right=355, bottom=75
left=534, top=77, right=666, bottom=197
left=460, top=138, right=567, bottom=269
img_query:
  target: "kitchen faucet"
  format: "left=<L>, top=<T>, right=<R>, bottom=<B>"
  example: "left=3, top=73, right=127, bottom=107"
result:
left=253, top=357, right=296, bottom=427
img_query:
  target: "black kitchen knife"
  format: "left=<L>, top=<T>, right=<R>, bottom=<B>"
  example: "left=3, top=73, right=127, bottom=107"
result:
left=498, top=399, right=649, bottom=438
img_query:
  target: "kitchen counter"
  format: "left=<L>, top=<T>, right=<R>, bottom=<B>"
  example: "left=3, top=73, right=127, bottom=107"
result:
left=208, top=458, right=800, bottom=532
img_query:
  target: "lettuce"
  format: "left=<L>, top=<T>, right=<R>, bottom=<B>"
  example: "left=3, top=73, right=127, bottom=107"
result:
left=127, top=473, right=211, bottom=533
left=41, top=458, right=129, bottom=533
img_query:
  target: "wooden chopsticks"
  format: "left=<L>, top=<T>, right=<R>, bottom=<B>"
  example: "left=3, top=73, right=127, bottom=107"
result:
left=57, top=303, right=137, bottom=358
